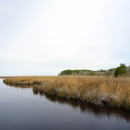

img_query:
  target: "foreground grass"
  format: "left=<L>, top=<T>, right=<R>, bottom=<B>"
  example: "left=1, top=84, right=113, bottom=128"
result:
left=3, top=76, right=130, bottom=109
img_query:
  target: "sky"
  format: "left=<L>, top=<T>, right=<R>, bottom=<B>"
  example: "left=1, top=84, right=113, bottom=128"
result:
left=0, top=0, right=130, bottom=76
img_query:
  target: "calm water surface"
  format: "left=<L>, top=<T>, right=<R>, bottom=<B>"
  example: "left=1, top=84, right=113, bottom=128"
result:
left=0, top=79, right=130, bottom=130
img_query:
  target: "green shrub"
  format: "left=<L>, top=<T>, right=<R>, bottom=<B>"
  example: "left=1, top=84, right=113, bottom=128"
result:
left=114, top=63, right=127, bottom=77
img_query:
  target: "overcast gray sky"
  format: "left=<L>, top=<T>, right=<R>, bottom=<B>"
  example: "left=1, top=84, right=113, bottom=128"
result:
left=0, top=0, right=130, bottom=76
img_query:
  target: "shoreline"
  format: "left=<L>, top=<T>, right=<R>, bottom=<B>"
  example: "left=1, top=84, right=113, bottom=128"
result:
left=3, top=76, right=130, bottom=110
left=2, top=81, right=130, bottom=123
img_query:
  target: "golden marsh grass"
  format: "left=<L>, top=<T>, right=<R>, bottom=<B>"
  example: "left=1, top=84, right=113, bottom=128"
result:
left=3, top=76, right=130, bottom=109
left=0, top=76, right=15, bottom=78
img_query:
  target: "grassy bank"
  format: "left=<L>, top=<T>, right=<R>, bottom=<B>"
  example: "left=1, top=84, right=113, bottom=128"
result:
left=3, top=76, right=130, bottom=109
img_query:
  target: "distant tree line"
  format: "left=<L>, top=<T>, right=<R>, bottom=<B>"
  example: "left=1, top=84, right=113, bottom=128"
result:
left=59, top=69, right=90, bottom=75
left=59, top=63, right=130, bottom=77
left=59, top=69, right=112, bottom=76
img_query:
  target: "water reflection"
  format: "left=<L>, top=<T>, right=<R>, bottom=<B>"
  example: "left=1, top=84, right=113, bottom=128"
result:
left=33, top=88, right=39, bottom=95
left=41, top=91, right=130, bottom=123
left=4, top=83, right=130, bottom=123
left=4, top=83, right=34, bottom=89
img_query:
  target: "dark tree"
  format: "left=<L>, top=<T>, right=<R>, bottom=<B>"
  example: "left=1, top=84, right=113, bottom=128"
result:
left=114, top=63, right=127, bottom=77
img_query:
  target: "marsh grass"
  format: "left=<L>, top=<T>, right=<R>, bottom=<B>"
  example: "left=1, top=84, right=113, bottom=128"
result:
left=0, top=76, right=15, bottom=78
left=3, top=76, right=130, bottom=109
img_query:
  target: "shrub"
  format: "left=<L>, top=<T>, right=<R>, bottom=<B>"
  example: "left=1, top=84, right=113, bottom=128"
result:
left=115, top=63, right=127, bottom=77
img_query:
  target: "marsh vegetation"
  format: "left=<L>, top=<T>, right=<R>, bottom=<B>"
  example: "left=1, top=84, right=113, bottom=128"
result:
left=3, top=76, right=130, bottom=110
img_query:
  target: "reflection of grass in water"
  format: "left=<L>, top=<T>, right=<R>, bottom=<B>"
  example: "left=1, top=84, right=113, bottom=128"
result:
left=4, top=83, right=34, bottom=89
left=34, top=90, right=130, bottom=123
left=3, top=76, right=130, bottom=110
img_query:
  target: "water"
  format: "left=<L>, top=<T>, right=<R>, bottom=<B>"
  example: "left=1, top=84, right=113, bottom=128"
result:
left=0, top=79, right=130, bottom=130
